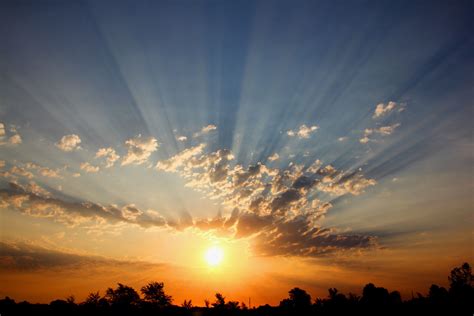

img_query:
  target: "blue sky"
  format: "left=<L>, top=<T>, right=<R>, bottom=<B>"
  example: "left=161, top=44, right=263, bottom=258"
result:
left=0, top=0, right=473, bottom=304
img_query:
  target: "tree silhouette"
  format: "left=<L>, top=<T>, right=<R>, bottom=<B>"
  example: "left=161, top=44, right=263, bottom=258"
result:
left=448, top=262, right=473, bottom=306
left=105, top=283, right=140, bottom=306
left=140, top=281, right=172, bottom=307
left=181, top=299, right=193, bottom=309
left=212, top=293, right=226, bottom=308
left=0, top=261, right=472, bottom=315
left=84, top=291, right=101, bottom=306
left=280, top=287, right=311, bottom=310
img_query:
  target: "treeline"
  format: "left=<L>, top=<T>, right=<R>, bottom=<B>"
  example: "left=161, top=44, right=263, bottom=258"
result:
left=0, top=262, right=472, bottom=316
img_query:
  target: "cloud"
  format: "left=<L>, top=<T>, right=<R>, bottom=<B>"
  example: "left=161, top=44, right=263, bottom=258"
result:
left=193, top=124, right=217, bottom=138
left=96, top=147, right=120, bottom=168
left=8, top=134, right=22, bottom=145
left=39, top=167, right=62, bottom=178
left=3, top=166, right=35, bottom=179
left=0, top=182, right=167, bottom=229
left=268, top=153, right=280, bottom=161
left=80, top=162, right=99, bottom=173
left=177, top=136, right=187, bottom=142
left=376, top=123, right=401, bottom=135
left=338, top=137, right=348, bottom=142
left=0, top=241, right=162, bottom=272
left=287, top=124, right=318, bottom=139
left=55, top=134, right=81, bottom=152
left=156, top=143, right=206, bottom=172
left=360, top=124, right=401, bottom=143
left=121, top=135, right=158, bottom=166
left=372, top=101, right=404, bottom=119
left=155, top=145, right=377, bottom=257
left=0, top=123, right=22, bottom=146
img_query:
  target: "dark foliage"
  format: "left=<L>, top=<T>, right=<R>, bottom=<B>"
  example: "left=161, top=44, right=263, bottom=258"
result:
left=0, top=263, right=473, bottom=316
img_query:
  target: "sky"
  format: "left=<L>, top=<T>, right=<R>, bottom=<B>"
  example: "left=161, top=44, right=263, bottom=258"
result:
left=0, top=0, right=473, bottom=306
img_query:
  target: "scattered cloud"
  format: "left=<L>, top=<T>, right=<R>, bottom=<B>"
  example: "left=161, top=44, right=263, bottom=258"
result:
left=80, top=162, right=99, bottom=173
left=177, top=136, right=187, bottom=142
left=0, top=240, right=162, bottom=272
left=39, top=167, right=62, bottom=178
left=156, top=143, right=207, bottom=172
left=268, top=153, right=280, bottom=161
left=0, top=122, right=22, bottom=146
left=360, top=124, right=401, bottom=144
left=8, top=134, right=22, bottom=145
left=96, top=147, right=120, bottom=168
left=121, top=135, right=158, bottom=166
left=155, top=145, right=377, bottom=257
left=193, top=124, right=217, bottom=138
left=55, top=134, right=81, bottom=152
left=372, top=101, right=405, bottom=119
left=287, top=124, right=318, bottom=139
left=338, top=137, right=348, bottom=142
left=0, top=182, right=167, bottom=228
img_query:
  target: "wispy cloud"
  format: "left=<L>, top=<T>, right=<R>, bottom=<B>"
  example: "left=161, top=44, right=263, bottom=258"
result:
left=80, top=162, right=99, bottom=173
left=268, top=153, right=280, bottom=161
left=360, top=124, right=401, bottom=144
left=121, top=135, right=158, bottom=166
left=55, top=134, right=81, bottom=152
left=0, top=182, right=167, bottom=228
left=96, top=147, right=120, bottom=168
left=372, top=101, right=404, bottom=119
left=287, top=124, right=318, bottom=139
left=193, top=124, right=217, bottom=138
left=0, top=122, right=22, bottom=146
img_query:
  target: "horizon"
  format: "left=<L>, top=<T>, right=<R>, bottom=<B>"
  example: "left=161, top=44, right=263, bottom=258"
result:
left=0, top=0, right=473, bottom=308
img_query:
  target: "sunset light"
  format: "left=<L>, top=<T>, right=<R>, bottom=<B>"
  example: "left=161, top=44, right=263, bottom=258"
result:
left=0, top=1, right=472, bottom=315
left=205, top=246, right=224, bottom=267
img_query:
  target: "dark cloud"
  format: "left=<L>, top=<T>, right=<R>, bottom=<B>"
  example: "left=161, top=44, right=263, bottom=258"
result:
left=153, top=145, right=378, bottom=257
left=0, top=241, right=161, bottom=272
left=0, top=182, right=166, bottom=228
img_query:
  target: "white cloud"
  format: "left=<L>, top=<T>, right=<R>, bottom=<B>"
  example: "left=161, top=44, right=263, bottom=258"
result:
left=193, top=124, right=217, bottom=137
left=121, top=135, right=158, bottom=166
left=287, top=124, right=318, bottom=139
left=55, top=134, right=81, bottom=152
left=177, top=136, right=187, bottom=142
left=156, top=143, right=206, bottom=172
left=338, top=137, right=348, bottom=142
left=268, top=153, right=280, bottom=161
left=0, top=122, right=22, bottom=146
left=39, top=167, right=62, bottom=178
left=360, top=123, right=400, bottom=143
left=376, top=123, right=400, bottom=135
left=96, top=147, right=120, bottom=168
left=373, top=101, right=398, bottom=119
left=80, top=162, right=99, bottom=173
left=8, top=134, right=22, bottom=145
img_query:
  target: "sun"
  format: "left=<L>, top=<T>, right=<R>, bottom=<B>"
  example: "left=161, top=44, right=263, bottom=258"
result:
left=204, top=246, right=224, bottom=266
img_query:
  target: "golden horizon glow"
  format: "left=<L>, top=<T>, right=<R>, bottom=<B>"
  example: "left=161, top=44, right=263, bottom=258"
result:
left=204, top=246, right=224, bottom=267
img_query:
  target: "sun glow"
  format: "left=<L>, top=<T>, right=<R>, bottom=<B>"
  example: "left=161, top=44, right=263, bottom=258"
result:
left=204, top=246, right=224, bottom=266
